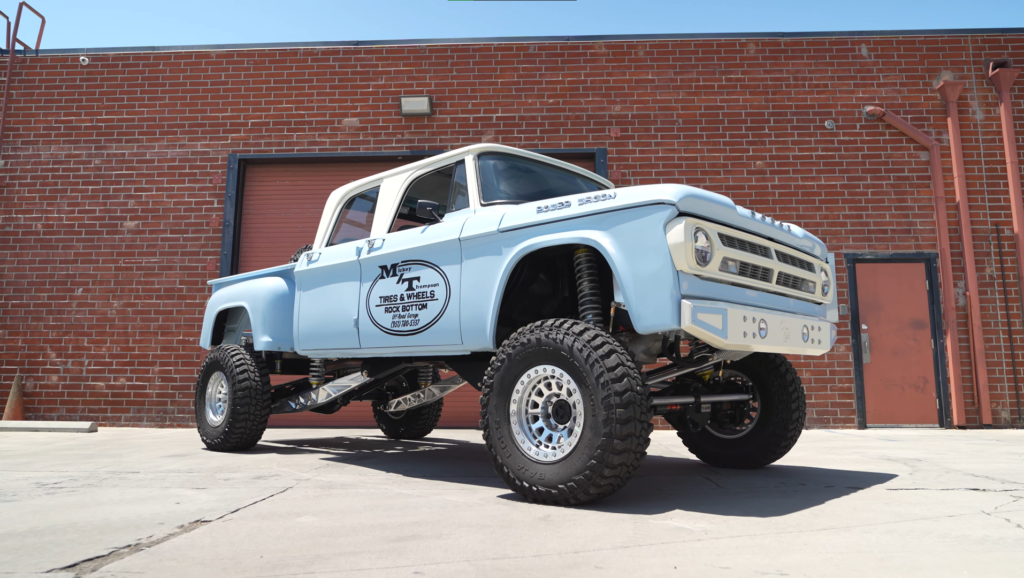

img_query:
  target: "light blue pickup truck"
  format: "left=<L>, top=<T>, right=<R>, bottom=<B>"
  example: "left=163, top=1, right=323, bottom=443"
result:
left=196, top=144, right=837, bottom=505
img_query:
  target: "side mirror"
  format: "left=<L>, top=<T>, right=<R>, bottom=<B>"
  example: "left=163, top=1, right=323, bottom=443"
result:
left=416, top=200, right=442, bottom=223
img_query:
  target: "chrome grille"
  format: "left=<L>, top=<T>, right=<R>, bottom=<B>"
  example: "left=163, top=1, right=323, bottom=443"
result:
left=777, top=271, right=816, bottom=294
left=776, top=250, right=815, bottom=273
left=669, top=216, right=831, bottom=304
left=718, top=233, right=772, bottom=259
left=737, top=261, right=773, bottom=283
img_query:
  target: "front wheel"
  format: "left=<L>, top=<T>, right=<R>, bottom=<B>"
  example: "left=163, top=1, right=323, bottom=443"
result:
left=480, top=319, right=652, bottom=505
left=195, top=345, right=272, bottom=452
left=667, top=353, right=805, bottom=469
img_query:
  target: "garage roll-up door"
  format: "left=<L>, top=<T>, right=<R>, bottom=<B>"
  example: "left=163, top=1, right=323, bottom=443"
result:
left=239, top=156, right=596, bottom=275
left=235, top=153, right=598, bottom=429
left=238, top=161, right=407, bottom=274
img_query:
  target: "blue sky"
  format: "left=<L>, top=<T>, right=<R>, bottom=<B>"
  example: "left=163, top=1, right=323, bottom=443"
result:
left=9, top=0, right=1024, bottom=50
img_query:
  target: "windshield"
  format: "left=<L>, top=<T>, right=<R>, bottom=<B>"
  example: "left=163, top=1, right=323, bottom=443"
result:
left=478, top=153, right=607, bottom=204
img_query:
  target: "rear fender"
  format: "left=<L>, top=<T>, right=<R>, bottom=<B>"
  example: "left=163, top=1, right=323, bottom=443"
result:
left=200, top=276, right=296, bottom=351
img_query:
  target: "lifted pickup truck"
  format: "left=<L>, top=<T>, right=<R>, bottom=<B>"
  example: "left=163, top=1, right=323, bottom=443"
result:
left=197, top=144, right=837, bottom=505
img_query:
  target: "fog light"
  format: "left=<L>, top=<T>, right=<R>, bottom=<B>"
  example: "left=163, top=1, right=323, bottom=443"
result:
left=830, top=324, right=838, bottom=347
left=719, top=257, right=739, bottom=275
left=802, top=325, right=810, bottom=343
left=800, top=279, right=816, bottom=294
left=758, top=318, right=768, bottom=339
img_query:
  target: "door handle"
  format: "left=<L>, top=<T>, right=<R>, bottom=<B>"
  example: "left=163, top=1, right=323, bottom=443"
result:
left=304, top=252, right=320, bottom=262
left=860, top=332, right=871, bottom=364
left=365, top=238, right=385, bottom=251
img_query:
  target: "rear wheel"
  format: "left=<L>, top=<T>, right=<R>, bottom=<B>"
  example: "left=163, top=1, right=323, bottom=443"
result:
left=371, top=372, right=444, bottom=440
left=667, top=353, right=804, bottom=469
left=195, top=345, right=272, bottom=452
left=288, top=244, right=314, bottom=264
left=481, top=319, right=652, bottom=505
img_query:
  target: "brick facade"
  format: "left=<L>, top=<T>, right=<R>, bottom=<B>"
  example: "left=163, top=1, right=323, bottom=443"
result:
left=2, top=32, right=1023, bottom=428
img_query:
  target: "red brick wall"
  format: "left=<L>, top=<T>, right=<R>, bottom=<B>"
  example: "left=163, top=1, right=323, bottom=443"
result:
left=2, top=33, right=1023, bottom=428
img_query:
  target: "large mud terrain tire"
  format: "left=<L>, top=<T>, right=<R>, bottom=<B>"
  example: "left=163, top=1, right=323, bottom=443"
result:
left=195, top=345, right=272, bottom=452
left=288, top=244, right=314, bottom=263
left=672, top=353, right=805, bottom=469
left=372, top=373, right=444, bottom=440
left=480, top=319, right=652, bottom=505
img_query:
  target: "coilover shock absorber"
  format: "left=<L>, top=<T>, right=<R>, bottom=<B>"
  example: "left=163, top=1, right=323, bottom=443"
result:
left=309, top=359, right=326, bottom=387
left=573, top=246, right=604, bottom=328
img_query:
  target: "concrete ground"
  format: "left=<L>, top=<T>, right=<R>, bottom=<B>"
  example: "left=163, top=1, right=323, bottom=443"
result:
left=1, top=427, right=1022, bottom=578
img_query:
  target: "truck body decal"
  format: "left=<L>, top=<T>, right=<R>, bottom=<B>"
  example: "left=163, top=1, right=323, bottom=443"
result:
left=366, top=259, right=451, bottom=336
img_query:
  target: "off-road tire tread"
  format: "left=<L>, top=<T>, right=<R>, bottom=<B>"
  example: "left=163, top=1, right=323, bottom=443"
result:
left=288, top=244, right=314, bottom=264
left=480, top=319, right=652, bottom=505
left=372, top=392, right=444, bottom=441
left=195, top=345, right=272, bottom=452
left=676, top=353, right=804, bottom=469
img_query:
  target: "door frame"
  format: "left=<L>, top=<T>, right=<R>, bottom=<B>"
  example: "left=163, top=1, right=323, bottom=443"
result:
left=844, top=252, right=951, bottom=429
left=218, top=148, right=609, bottom=278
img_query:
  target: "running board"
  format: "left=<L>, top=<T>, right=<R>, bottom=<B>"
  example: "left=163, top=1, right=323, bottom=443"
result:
left=385, top=375, right=467, bottom=413
left=271, top=372, right=372, bottom=415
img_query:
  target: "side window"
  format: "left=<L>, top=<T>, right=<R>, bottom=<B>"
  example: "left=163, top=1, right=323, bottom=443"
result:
left=390, top=161, right=467, bottom=233
left=328, top=186, right=379, bottom=246
left=478, top=153, right=606, bottom=205
left=450, top=162, right=469, bottom=212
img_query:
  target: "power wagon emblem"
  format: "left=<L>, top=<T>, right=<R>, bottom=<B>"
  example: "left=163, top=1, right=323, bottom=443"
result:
left=366, top=260, right=451, bottom=336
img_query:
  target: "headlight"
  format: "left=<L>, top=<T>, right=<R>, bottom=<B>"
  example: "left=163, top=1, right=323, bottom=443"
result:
left=693, top=228, right=712, bottom=267
left=820, top=266, right=831, bottom=297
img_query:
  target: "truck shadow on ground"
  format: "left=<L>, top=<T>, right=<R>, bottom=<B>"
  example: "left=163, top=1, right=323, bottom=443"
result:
left=256, top=433, right=897, bottom=517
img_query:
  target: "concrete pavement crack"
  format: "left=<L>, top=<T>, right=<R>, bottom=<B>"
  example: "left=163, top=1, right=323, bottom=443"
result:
left=878, top=456, right=1022, bottom=486
left=46, top=485, right=295, bottom=577
left=245, top=508, right=994, bottom=577
left=982, top=496, right=1024, bottom=533
left=886, top=487, right=1024, bottom=492
left=700, top=474, right=724, bottom=489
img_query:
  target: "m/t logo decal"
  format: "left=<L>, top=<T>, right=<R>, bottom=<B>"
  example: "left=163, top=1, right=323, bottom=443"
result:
left=366, top=260, right=451, bottom=336
left=377, top=263, right=422, bottom=292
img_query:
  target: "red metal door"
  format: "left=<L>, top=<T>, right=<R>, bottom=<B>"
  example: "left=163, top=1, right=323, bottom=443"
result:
left=856, top=262, right=939, bottom=426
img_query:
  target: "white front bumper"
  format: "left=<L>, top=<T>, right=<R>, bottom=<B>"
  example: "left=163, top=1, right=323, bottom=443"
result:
left=681, top=299, right=836, bottom=356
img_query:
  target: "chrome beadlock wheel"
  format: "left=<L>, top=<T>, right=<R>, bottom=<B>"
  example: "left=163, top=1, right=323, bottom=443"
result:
left=204, top=371, right=229, bottom=427
left=509, top=364, right=585, bottom=463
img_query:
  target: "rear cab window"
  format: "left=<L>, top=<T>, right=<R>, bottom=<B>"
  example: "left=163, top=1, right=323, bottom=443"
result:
left=328, top=186, right=380, bottom=246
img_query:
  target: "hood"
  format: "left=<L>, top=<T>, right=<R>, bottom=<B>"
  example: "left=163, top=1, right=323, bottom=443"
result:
left=496, top=183, right=828, bottom=260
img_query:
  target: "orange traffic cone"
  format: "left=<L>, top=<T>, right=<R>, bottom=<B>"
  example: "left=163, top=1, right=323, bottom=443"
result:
left=2, top=374, right=25, bottom=421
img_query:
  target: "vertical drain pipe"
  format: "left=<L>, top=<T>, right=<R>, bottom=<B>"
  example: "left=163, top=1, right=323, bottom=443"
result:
left=988, top=63, right=1024, bottom=427
left=987, top=63, right=1024, bottom=302
left=864, top=106, right=967, bottom=427
left=995, top=225, right=1024, bottom=425
left=936, top=81, right=993, bottom=426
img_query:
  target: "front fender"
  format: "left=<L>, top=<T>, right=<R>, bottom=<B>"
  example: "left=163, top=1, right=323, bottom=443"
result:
left=199, top=276, right=296, bottom=351
left=460, top=205, right=682, bottom=350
